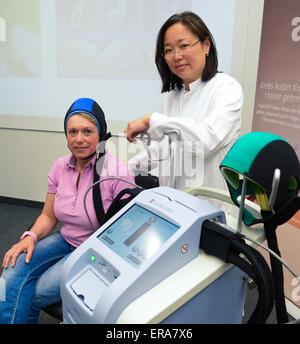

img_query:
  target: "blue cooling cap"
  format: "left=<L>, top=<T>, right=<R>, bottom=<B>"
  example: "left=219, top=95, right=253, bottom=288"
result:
left=64, top=98, right=109, bottom=142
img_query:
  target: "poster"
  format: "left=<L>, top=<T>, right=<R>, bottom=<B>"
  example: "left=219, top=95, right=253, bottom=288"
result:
left=0, top=0, right=42, bottom=77
left=252, top=0, right=300, bottom=308
left=56, top=0, right=192, bottom=79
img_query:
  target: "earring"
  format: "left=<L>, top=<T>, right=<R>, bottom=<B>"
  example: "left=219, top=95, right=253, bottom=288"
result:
left=206, top=52, right=209, bottom=57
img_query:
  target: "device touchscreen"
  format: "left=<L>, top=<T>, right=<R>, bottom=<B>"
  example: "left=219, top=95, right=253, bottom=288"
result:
left=98, top=204, right=179, bottom=268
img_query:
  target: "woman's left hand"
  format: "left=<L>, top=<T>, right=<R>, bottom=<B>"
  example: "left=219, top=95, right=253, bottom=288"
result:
left=124, top=114, right=152, bottom=142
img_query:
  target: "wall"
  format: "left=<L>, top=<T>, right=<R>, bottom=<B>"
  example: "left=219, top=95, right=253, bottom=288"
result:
left=0, top=0, right=265, bottom=202
left=0, top=129, right=140, bottom=202
left=232, top=0, right=265, bottom=134
left=0, top=129, right=67, bottom=202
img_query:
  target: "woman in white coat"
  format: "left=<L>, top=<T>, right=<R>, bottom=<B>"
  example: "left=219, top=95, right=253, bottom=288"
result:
left=125, top=11, right=243, bottom=194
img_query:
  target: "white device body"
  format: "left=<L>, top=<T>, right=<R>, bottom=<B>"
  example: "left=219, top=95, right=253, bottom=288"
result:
left=61, top=186, right=225, bottom=324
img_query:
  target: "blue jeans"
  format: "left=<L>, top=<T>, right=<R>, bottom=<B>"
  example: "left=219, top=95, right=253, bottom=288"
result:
left=0, top=232, right=74, bottom=324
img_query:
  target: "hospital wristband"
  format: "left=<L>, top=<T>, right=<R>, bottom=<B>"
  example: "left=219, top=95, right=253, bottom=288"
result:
left=20, top=231, right=38, bottom=244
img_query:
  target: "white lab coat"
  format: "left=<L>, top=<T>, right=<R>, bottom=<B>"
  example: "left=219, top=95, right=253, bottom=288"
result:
left=129, top=72, right=243, bottom=194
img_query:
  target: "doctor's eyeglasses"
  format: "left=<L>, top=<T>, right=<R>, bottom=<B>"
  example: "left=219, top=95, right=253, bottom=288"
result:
left=162, top=39, right=201, bottom=60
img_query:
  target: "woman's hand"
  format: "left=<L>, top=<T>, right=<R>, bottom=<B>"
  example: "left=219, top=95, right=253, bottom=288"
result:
left=124, top=114, right=152, bottom=142
left=2, top=236, right=35, bottom=269
left=1, top=193, right=57, bottom=269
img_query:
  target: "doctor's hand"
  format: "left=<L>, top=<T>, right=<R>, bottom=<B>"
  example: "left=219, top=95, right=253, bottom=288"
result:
left=124, top=114, right=152, bottom=142
left=2, top=236, right=35, bottom=269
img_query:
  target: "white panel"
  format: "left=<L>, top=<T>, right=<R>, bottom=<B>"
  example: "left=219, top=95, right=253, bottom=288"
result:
left=0, top=0, right=238, bottom=133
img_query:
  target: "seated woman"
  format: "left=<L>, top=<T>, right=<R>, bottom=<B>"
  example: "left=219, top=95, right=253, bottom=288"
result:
left=0, top=98, right=135, bottom=323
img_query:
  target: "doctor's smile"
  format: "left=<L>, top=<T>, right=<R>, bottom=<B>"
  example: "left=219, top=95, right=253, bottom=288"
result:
left=175, top=64, right=189, bottom=72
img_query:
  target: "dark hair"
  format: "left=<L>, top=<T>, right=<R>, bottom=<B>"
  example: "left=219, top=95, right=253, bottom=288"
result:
left=155, top=11, right=218, bottom=92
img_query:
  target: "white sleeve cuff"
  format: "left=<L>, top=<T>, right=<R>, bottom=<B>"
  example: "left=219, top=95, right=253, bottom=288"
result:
left=148, top=112, right=170, bottom=139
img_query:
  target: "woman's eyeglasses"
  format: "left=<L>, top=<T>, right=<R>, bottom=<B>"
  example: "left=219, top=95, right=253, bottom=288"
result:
left=162, top=40, right=201, bottom=60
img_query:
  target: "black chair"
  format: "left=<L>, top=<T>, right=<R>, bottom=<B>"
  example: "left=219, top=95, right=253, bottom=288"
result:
left=43, top=302, right=63, bottom=321
left=134, top=173, right=159, bottom=189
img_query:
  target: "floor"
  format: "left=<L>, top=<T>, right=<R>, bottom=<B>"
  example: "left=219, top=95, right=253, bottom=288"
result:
left=0, top=201, right=289, bottom=324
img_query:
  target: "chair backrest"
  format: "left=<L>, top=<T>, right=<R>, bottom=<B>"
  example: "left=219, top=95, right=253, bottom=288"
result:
left=134, top=173, right=159, bottom=189
left=103, top=187, right=142, bottom=223
left=103, top=174, right=159, bottom=222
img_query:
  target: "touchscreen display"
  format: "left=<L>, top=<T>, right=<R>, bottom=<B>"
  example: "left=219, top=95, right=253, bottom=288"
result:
left=98, top=204, right=179, bottom=268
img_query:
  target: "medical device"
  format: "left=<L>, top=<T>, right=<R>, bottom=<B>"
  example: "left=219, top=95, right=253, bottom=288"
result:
left=140, top=129, right=181, bottom=188
left=61, top=186, right=231, bottom=324
left=59, top=131, right=300, bottom=324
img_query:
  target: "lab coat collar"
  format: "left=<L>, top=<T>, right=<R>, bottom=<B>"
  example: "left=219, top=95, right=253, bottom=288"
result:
left=188, top=78, right=202, bottom=92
